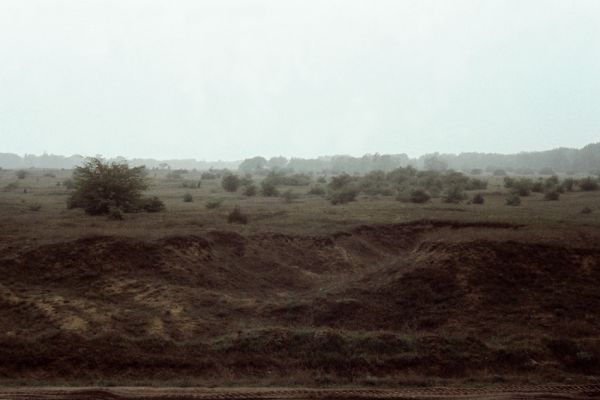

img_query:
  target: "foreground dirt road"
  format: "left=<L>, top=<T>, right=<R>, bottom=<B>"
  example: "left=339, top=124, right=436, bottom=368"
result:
left=1, top=385, right=600, bottom=400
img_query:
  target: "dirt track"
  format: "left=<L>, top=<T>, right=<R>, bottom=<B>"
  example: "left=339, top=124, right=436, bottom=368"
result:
left=1, top=385, right=600, bottom=400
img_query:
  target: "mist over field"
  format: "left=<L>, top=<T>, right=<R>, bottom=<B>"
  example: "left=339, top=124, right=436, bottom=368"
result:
left=1, top=0, right=600, bottom=161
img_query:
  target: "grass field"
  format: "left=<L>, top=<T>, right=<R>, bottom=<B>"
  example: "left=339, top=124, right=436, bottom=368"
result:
left=1, top=168, right=600, bottom=386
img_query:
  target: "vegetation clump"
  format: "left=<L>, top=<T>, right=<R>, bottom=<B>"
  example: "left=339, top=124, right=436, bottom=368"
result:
left=506, top=194, right=521, bottom=206
left=243, top=184, right=257, bottom=197
left=408, top=188, right=431, bottom=203
left=281, top=190, right=298, bottom=203
left=328, top=187, right=358, bottom=205
left=260, top=180, right=279, bottom=197
left=227, top=207, right=248, bottom=224
left=442, top=186, right=467, bottom=204
left=206, top=199, right=223, bottom=209
left=307, top=185, right=326, bottom=196
left=222, top=174, right=241, bottom=192
left=183, top=193, right=193, bottom=202
left=578, top=177, right=599, bottom=191
left=544, top=189, right=560, bottom=201
left=472, top=193, right=485, bottom=204
left=66, top=157, right=160, bottom=215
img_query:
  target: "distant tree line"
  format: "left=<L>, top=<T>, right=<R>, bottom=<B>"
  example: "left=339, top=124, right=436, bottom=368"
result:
left=2, top=142, right=600, bottom=174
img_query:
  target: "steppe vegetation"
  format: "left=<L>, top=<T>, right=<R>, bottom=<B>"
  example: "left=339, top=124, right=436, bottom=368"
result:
left=1, top=161, right=600, bottom=386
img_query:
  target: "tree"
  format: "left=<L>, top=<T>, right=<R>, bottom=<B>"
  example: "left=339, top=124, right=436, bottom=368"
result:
left=67, top=158, right=153, bottom=215
left=222, top=174, right=241, bottom=192
left=238, top=156, right=267, bottom=174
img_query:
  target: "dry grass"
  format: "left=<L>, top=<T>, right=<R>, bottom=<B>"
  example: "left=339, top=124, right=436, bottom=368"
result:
left=1, top=168, right=600, bottom=385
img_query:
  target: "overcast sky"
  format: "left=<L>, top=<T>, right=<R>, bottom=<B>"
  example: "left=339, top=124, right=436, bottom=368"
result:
left=1, top=0, right=599, bottom=160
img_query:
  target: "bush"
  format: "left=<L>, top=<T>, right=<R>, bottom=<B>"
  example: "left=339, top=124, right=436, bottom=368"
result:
left=562, top=178, right=575, bottom=192
left=243, top=184, right=257, bottom=197
left=222, top=174, right=241, bottom=192
left=16, top=170, right=28, bottom=179
left=465, top=178, right=487, bottom=190
left=531, top=181, right=544, bottom=193
left=328, top=187, right=358, bottom=205
left=493, top=169, right=507, bottom=176
left=182, top=180, right=201, bottom=189
left=183, top=193, right=193, bottom=202
left=63, top=178, right=75, bottom=189
left=139, top=196, right=165, bottom=212
left=510, top=179, right=533, bottom=196
left=544, top=190, right=560, bottom=201
left=260, top=180, right=279, bottom=197
left=328, top=174, right=354, bottom=190
left=581, top=206, right=593, bottom=214
left=28, top=203, right=42, bottom=212
left=206, top=199, right=223, bottom=209
left=506, top=194, right=521, bottom=206
left=307, top=185, right=326, bottom=196
left=472, top=193, right=485, bottom=204
left=227, top=207, right=248, bottom=224
left=107, top=208, right=124, bottom=220
left=4, top=182, right=19, bottom=192
left=201, top=172, right=217, bottom=180
left=442, top=186, right=467, bottom=204
left=408, top=188, right=430, bottom=203
left=281, top=190, right=298, bottom=203
left=67, top=158, right=148, bottom=215
left=578, top=177, right=599, bottom=191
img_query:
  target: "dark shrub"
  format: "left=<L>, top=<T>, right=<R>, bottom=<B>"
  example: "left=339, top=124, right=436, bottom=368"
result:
left=511, top=179, right=533, bottom=196
left=544, top=190, right=560, bottom=201
left=328, top=174, right=354, bottom=190
left=466, top=178, right=487, bottom=190
left=222, top=174, right=241, bottom=192
left=578, top=177, right=599, bottom=191
left=4, top=182, right=19, bottom=192
left=16, top=170, right=28, bottom=180
left=493, top=169, right=507, bottom=176
left=139, top=196, right=165, bottom=212
left=63, top=178, right=75, bottom=189
left=506, top=194, right=521, bottom=206
left=531, top=181, right=544, bottom=193
left=562, top=178, right=575, bottom=192
left=201, top=172, right=217, bottom=180
left=328, top=187, right=358, bottom=205
left=472, top=193, right=484, bottom=204
left=408, top=188, right=430, bottom=203
left=260, top=180, right=279, bottom=197
left=581, top=206, right=593, bottom=214
left=206, top=199, right=223, bottom=209
left=67, top=158, right=148, bottom=215
left=281, top=190, right=298, bottom=203
left=183, top=193, right=193, bottom=202
left=243, top=184, right=257, bottom=197
left=28, top=203, right=42, bottom=212
left=442, top=186, right=467, bottom=204
left=227, top=207, right=248, bottom=224
left=107, top=208, right=124, bottom=220
left=307, top=185, right=326, bottom=196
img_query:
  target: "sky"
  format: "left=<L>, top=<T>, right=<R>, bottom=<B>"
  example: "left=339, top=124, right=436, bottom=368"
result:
left=1, top=0, right=600, bottom=161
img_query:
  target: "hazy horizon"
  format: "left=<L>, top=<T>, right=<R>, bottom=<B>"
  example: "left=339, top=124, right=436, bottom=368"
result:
left=1, top=0, right=600, bottom=160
